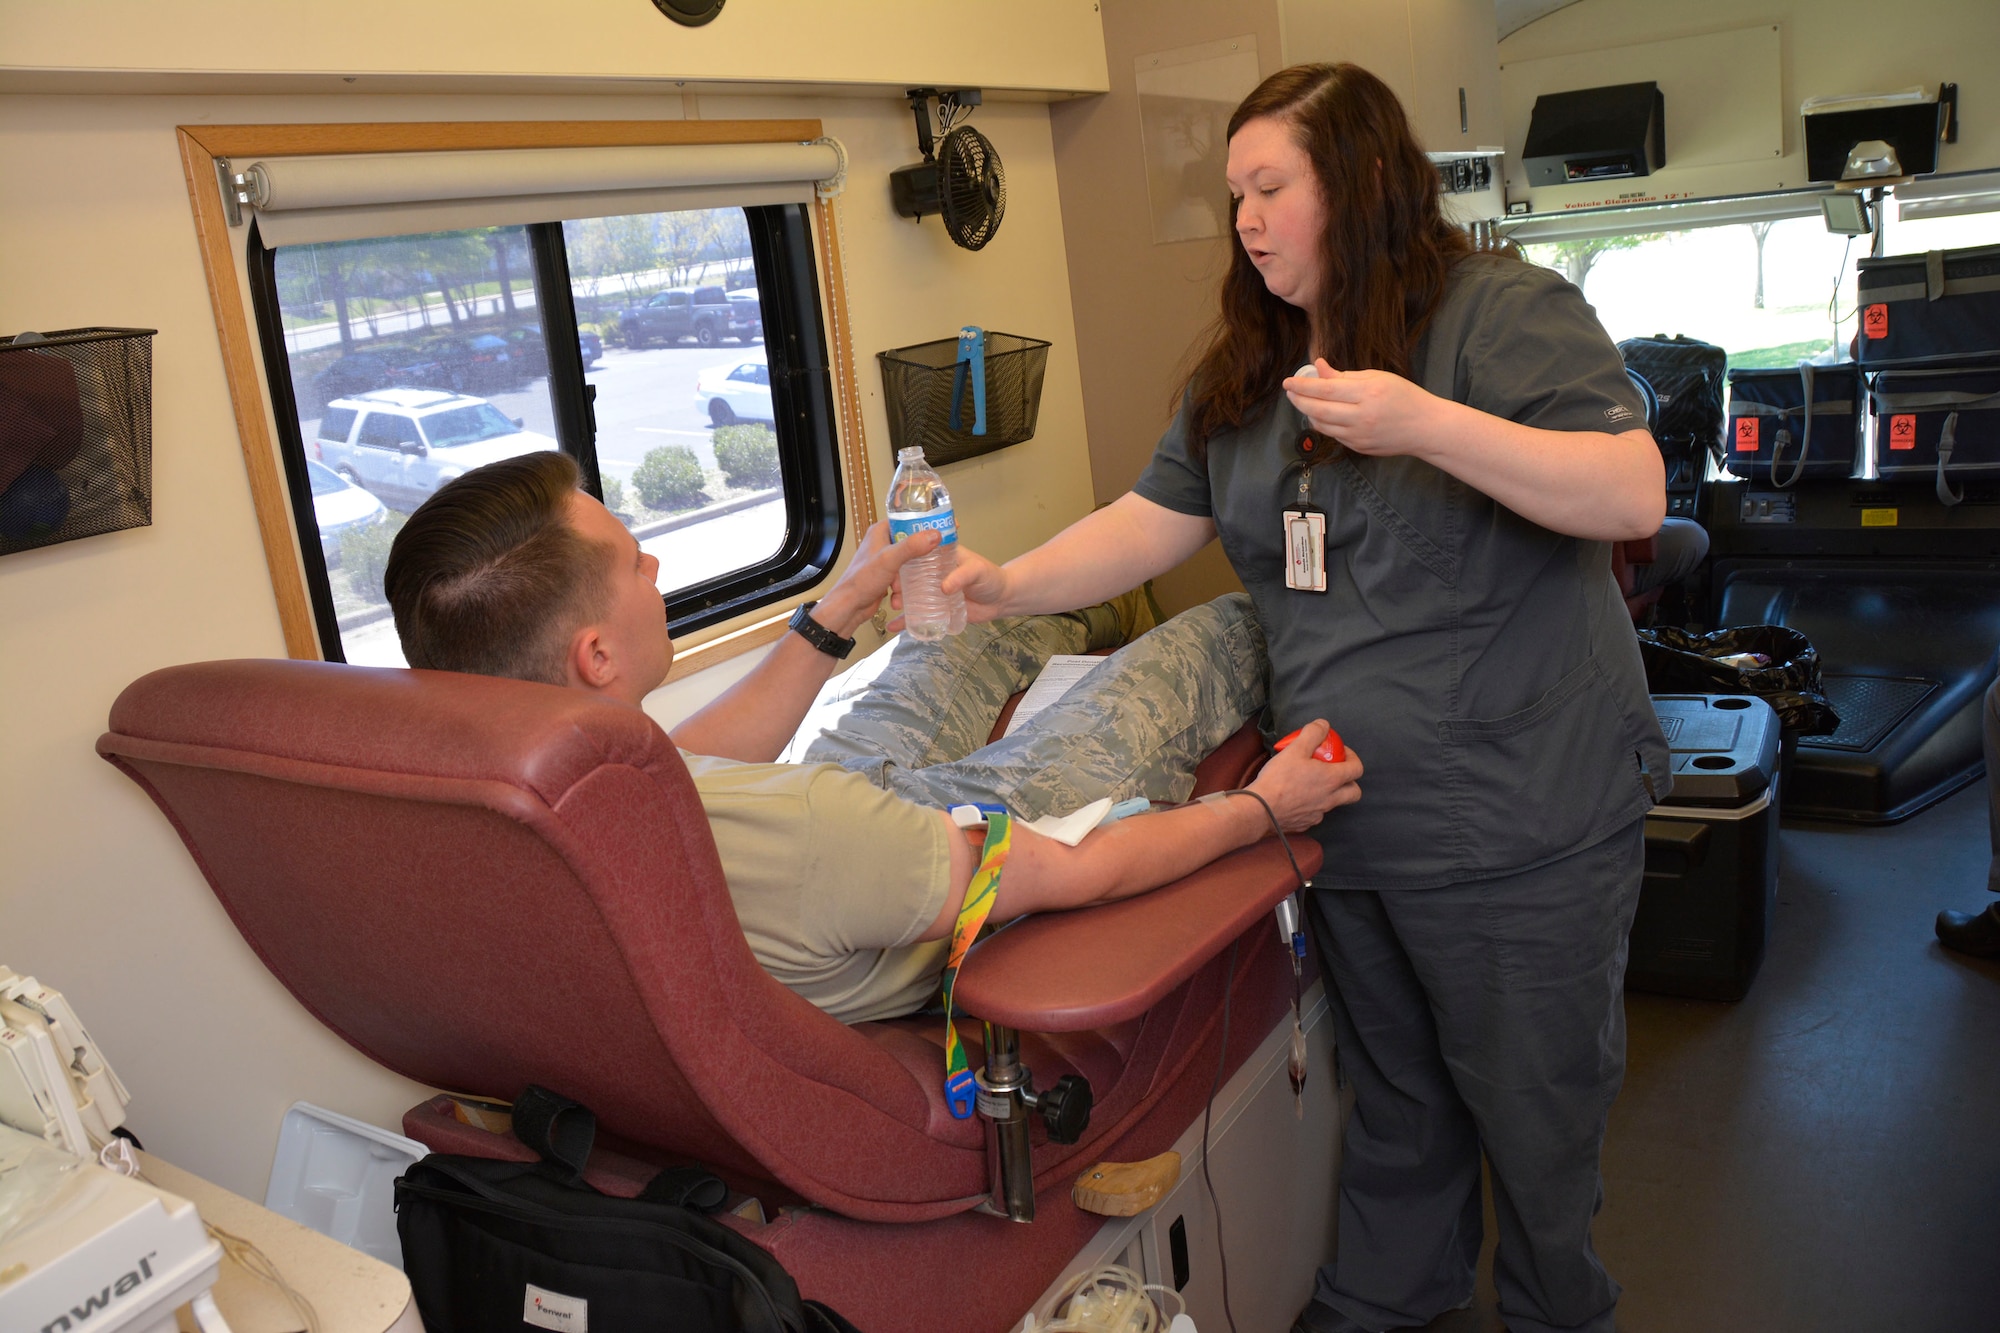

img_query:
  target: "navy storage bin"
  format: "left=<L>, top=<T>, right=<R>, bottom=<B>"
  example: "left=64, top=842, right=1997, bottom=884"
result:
left=1630, top=694, right=1782, bottom=1002
left=1857, top=244, right=2000, bottom=368
left=1870, top=364, right=2000, bottom=506
left=1725, top=362, right=1859, bottom=485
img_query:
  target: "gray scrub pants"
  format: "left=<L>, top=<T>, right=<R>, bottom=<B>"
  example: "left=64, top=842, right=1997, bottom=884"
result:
left=1302, top=822, right=1646, bottom=1333
left=1624, top=517, right=1709, bottom=598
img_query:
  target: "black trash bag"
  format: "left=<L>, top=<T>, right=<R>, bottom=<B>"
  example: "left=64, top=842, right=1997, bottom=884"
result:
left=1636, top=625, right=1842, bottom=737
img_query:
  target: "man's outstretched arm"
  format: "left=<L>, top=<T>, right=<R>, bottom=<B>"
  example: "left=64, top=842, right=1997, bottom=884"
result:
left=917, top=722, right=1363, bottom=942
left=669, top=523, right=938, bottom=761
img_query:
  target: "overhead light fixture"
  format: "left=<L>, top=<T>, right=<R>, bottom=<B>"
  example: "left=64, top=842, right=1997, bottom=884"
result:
left=1821, top=193, right=1873, bottom=235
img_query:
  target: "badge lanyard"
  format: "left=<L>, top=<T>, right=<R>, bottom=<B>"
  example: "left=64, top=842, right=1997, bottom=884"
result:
left=939, top=811, right=1011, bottom=1119
left=1283, top=437, right=1328, bottom=594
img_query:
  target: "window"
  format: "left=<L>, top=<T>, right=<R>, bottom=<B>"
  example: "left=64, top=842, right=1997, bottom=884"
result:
left=1521, top=219, right=1863, bottom=369
left=1518, top=193, right=2000, bottom=371
left=250, top=202, right=845, bottom=667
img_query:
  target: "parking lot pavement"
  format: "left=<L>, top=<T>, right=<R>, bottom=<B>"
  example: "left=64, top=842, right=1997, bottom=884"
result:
left=640, top=495, right=786, bottom=593
left=585, top=346, right=744, bottom=481
left=339, top=614, right=413, bottom=668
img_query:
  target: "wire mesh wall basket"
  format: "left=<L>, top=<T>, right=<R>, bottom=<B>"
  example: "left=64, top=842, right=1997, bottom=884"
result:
left=877, top=329, right=1050, bottom=466
left=1, top=327, right=155, bottom=557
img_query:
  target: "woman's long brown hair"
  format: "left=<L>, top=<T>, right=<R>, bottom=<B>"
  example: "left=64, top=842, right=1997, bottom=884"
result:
left=1179, top=63, right=1473, bottom=450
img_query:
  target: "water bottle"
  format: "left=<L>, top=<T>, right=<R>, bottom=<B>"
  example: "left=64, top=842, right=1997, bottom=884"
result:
left=887, top=446, right=967, bottom=640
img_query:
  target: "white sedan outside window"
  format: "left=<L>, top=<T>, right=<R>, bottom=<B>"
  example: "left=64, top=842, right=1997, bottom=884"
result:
left=693, top=349, right=773, bottom=426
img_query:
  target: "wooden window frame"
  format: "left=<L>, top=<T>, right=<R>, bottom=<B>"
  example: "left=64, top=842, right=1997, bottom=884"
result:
left=177, top=118, right=879, bottom=679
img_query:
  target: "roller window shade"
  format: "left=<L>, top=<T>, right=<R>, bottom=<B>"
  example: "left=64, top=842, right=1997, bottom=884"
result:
left=244, top=141, right=843, bottom=247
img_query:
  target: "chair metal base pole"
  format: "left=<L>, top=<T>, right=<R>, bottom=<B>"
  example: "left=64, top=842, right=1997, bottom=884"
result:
left=976, top=1021, right=1036, bottom=1222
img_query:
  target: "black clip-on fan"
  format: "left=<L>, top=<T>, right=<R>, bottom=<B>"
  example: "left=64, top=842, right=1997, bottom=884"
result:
left=890, top=88, right=1008, bottom=251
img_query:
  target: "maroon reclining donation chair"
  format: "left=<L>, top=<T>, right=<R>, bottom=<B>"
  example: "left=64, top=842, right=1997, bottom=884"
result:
left=98, top=659, right=1318, bottom=1332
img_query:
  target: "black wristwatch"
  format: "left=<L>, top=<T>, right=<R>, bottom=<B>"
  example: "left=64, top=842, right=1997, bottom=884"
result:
left=788, top=601, right=856, bottom=660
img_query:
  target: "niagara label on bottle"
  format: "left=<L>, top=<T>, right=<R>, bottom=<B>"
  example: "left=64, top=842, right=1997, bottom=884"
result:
left=887, top=446, right=968, bottom=640
left=887, top=510, right=959, bottom=545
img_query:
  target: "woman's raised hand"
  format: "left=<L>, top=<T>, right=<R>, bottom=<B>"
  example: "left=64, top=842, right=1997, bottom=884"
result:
left=1283, top=357, right=1452, bottom=459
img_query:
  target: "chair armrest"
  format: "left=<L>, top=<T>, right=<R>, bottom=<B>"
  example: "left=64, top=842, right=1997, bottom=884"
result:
left=953, top=836, right=1324, bottom=1033
left=1189, top=723, right=1267, bottom=795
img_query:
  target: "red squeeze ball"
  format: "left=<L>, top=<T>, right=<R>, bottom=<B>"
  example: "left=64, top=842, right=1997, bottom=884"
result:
left=1274, top=726, right=1345, bottom=763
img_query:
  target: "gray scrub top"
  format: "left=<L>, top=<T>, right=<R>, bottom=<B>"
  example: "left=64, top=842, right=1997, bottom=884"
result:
left=1136, top=254, right=1672, bottom=889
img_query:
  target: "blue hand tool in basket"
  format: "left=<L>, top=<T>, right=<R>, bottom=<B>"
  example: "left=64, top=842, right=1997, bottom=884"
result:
left=949, top=326, right=987, bottom=436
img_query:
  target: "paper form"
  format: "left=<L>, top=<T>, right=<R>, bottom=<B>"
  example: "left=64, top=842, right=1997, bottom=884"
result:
left=1000, top=654, right=1102, bottom=738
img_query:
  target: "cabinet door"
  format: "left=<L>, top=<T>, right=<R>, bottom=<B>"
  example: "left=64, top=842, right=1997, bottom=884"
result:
left=1406, top=0, right=1503, bottom=151
left=1279, top=0, right=1416, bottom=111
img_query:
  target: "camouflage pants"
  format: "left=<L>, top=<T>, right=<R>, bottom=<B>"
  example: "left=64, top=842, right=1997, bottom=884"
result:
left=782, top=593, right=1268, bottom=820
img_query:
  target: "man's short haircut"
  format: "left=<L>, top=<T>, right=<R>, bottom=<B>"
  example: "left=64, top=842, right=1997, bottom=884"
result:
left=384, top=451, right=610, bottom=684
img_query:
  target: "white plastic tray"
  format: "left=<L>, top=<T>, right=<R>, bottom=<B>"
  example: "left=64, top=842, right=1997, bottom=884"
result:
left=262, top=1102, right=426, bottom=1270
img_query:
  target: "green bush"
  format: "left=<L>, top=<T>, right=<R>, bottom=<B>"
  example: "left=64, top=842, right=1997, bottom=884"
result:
left=339, top=512, right=407, bottom=602
left=633, top=445, right=707, bottom=511
left=713, top=425, right=781, bottom=489
left=597, top=314, right=625, bottom=348
left=600, top=474, right=627, bottom=514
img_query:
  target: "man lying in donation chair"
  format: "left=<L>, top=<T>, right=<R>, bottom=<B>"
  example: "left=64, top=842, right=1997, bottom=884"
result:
left=97, top=453, right=1357, bottom=1332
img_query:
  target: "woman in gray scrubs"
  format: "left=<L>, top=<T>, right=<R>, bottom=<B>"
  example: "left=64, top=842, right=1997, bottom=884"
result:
left=948, top=64, right=1671, bottom=1333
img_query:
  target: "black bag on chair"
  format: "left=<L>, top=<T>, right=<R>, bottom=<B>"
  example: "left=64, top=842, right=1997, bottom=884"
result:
left=1619, top=334, right=1729, bottom=488
left=396, top=1086, right=864, bottom=1333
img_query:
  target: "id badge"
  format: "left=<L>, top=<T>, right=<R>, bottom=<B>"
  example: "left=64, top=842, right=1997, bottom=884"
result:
left=1283, top=509, right=1327, bottom=592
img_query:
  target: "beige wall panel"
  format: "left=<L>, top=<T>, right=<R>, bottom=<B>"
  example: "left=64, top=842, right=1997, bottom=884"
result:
left=1502, top=0, right=2000, bottom=200
left=1280, top=0, right=1419, bottom=109
left=1050, top=0, right=1286, bottom=615
left=1409, top=0, right=1506, bottom=151
left=0, top=0, right=1109, bottom=96
left=0, top=84, right=1096, bottom=1198
left=0, top=93, right=433, bottom=1199
left=1283, top=0, right=1504, bottom=151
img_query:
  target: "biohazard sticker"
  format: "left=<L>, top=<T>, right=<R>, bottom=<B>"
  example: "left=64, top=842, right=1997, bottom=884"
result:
left=1735, top=417, right=1759, bottom=452
left=1889, top=415, right=1917, bottom=450
left=1864, top=304, right=1889, bottom=340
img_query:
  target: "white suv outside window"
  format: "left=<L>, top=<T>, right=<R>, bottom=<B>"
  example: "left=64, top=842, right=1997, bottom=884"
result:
left=314, top=388, right=559, bottom=512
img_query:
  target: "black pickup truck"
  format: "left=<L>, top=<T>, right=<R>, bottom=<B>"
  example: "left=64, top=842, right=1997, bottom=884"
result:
left=619, top=285, right=761, bottom=347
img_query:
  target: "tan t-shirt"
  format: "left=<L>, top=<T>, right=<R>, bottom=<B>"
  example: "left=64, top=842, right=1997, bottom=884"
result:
left=680, top=751, right=954, bottom=1023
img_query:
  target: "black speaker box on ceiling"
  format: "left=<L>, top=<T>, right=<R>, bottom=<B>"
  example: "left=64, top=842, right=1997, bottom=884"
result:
left=1523, top=81, right=1666, bottom=187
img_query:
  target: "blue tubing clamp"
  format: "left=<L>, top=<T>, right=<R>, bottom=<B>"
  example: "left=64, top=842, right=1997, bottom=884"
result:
left=949, top=325, right=988, bottom=436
